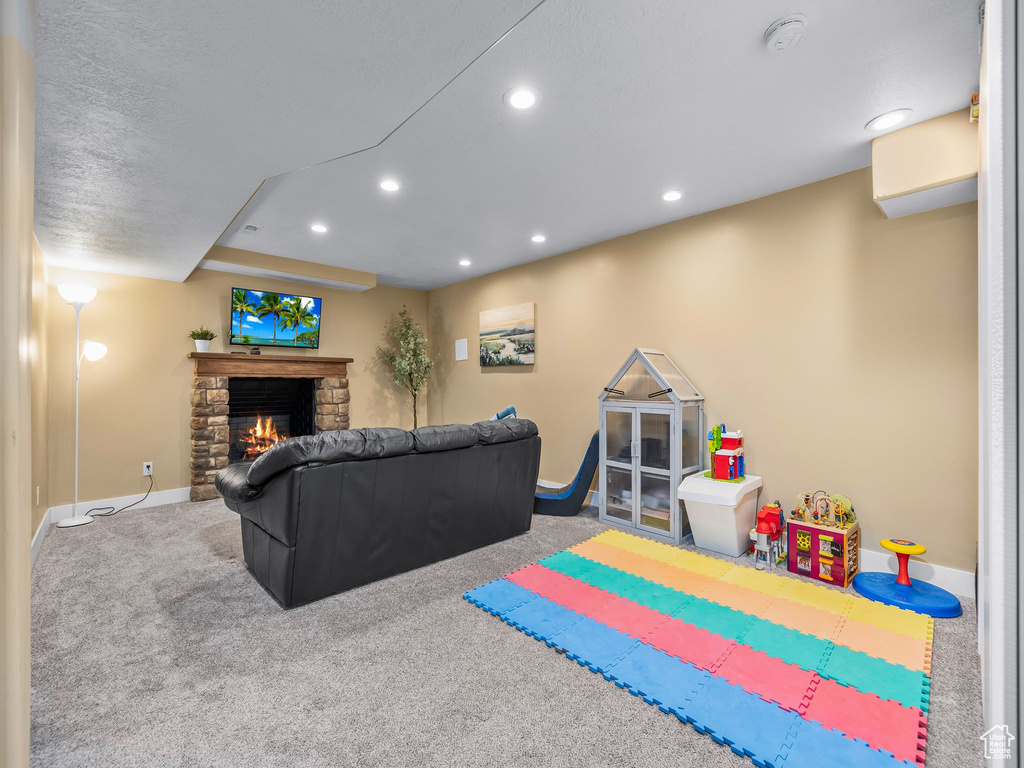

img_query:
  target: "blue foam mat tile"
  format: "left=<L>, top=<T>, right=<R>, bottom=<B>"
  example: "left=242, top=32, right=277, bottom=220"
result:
left=463, top=578, right=537, bottom=617
left=504, top=597, right=587, bottom=643
left=601, top=643, right=707, bottom=714
left=684, top=672, right=799, bottom=768
left=548, top=616, right=640, bottom=676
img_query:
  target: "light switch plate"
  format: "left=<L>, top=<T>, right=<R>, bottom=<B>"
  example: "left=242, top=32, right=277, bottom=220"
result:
left=455, top=338, right=468, bottom=361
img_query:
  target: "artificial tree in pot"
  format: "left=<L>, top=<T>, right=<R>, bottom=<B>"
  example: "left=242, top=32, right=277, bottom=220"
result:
left=376, top=306, right=434, bottom=428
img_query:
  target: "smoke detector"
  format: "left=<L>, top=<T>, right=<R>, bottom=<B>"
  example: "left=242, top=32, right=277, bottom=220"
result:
left=764, top=15, right=807, bottom=52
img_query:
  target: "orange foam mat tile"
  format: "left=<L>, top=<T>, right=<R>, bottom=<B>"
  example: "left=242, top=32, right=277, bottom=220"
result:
left=760, top=596, right=848, bottom=642
left=719, top=564, right=791, bottom=596
left=833, top=617, right=932, bottom=673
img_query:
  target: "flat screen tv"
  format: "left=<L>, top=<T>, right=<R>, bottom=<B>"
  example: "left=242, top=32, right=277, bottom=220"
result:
left=229, top=287, right=322, bottom=349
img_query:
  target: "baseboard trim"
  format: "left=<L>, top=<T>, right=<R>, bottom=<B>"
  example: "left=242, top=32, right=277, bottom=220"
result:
left=31, top=509, right=50, bottom=568
left=859, top=548, right=975, bottom=598
left=47, top=487, right=192, bottom=525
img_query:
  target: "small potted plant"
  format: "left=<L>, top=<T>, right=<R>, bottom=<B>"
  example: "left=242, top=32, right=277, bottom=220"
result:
left=189, top=326, right=217, bottom=353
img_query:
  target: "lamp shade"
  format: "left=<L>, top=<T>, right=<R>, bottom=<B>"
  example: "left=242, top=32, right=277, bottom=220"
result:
left=82, top=341, right=107, bottom=361
left=58, top=284, right=97, bottom=304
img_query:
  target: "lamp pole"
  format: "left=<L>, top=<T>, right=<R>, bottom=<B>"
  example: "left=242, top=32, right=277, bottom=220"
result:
left=56, top=301, right=93, bottom=528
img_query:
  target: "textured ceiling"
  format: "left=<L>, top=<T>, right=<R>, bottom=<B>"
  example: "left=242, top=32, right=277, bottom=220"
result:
left=35, top=0, right=538, bottom=280
left=37, top=0, right=981, bottom=287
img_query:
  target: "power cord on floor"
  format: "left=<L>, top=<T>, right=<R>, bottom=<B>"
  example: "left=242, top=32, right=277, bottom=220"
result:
left=87, top=475, right=154, bottom=517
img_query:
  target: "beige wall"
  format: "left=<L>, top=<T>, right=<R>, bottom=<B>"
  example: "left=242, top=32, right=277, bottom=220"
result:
left=44, top=267, right=428, bottom=506
left=31, top=236, right=48, bottom=534
left=1, top=4, right=35, bottom=763
left=426, top=168, right=979, bottom=572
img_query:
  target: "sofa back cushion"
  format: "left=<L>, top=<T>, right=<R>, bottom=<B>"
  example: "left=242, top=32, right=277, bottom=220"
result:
left=411, top=423, right=477, bottom=453
left=245, top=419, right=538, bottom=488
left=472, top=418, right=539, bottom=444
left=247, top=427, right=412, bottom=486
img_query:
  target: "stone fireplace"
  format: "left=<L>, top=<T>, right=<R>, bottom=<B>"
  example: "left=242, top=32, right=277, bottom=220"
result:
left=187, top=352, right=352, bottom=501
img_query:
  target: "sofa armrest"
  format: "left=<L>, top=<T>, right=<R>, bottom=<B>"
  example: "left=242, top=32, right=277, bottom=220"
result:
left=216, top=462, right=262, bottom=504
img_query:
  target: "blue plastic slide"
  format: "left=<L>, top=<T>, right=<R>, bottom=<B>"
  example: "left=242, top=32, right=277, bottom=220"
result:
left=490, top=405, right=517, bottom=421
left=534, top=431, right=600, bottom=517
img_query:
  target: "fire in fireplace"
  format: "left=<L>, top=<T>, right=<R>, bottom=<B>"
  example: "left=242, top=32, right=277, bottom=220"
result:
left=241, top=414, right=285, bottom=459
left=227, top=378, right=315, bottom=463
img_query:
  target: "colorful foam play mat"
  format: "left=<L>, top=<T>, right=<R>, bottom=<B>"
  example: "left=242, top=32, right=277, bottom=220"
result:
left=464, top=529, right=932, bottom=768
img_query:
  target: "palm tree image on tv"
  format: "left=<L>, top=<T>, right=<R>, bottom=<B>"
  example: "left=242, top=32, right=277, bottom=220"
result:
left=231, top=289, right=257, bottom=339
left=256, top=292, right=286, bottom=346
left=230, top=288, right=322, bottom=348
left=280, top=296, right=318, bottom=346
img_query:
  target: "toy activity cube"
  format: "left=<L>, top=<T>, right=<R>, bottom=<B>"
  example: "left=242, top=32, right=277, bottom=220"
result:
left=787, top=519, right=860, bottom=587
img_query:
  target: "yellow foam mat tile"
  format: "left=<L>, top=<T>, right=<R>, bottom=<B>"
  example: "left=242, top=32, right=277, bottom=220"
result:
left=603, top=532, right=735, bottom=580
left=775, top=578, right=854, bottom=615
left=593, top=529, right=730, bottom=579
left=846, top=598, right=933, bottom=641
left=668, top=550, right=734, bottom=579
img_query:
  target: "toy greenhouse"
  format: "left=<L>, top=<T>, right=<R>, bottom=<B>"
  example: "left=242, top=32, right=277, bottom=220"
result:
left=598, top=348, right=704, bottom=543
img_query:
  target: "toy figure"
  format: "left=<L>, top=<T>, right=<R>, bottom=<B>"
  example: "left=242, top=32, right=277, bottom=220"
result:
left=750, top=501, right=786, bottom=571
left=707, top=423, right=745, bottom=481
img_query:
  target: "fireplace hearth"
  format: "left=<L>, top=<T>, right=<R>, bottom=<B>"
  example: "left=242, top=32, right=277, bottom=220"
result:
left=187, top=352, right=352, bottom=501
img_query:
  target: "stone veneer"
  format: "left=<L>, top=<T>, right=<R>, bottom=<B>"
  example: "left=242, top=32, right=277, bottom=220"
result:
left=189, top=375, right=350, bottom=501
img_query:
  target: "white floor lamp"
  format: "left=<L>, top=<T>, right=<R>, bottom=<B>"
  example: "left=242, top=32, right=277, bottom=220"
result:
left=56, top=284, right=107, bottom=529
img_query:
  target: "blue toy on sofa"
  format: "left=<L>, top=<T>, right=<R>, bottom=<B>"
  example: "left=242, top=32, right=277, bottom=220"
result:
left=534, top=431, right=599, bottom=517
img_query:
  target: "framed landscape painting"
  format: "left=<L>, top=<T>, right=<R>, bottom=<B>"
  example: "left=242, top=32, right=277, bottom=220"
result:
left=479, top=302, right=535, bottom=366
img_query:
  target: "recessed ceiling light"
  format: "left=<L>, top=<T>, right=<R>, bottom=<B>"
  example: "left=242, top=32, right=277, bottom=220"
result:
left=459, top=258, right=471, bottom=267
left=661, top=189, right=684, bottom=202
left=311, top=223, right=327, bottom=233
left=531, top=234, right=546, bottom=243
left=865, top=109, right=913, bottom=132
left=380, top=179, right=401, bottom=192
left=503, top=86, right=540, bottom=110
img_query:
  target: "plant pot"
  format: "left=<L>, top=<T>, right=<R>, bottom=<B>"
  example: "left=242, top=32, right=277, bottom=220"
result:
left=194, top=339, right=211, bottom=353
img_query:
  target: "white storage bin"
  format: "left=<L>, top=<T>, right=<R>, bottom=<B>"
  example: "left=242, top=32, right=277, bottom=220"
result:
left=677, top=473, right=763, bottom=557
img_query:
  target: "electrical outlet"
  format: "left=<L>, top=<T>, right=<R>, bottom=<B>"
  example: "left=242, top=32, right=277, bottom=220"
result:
left=143, top=462, right=154, bottom=477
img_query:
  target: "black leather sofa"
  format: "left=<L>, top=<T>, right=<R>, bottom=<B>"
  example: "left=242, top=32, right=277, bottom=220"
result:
left=216, top=419, right=541, bottom=607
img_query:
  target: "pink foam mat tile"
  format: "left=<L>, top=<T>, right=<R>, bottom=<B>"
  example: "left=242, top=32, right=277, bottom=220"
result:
left=799, top=674, right=928, bottom=765
left=643, top=619, right=733, bottom=672
left=505, top=564, right=616, bottom=617
left=590, top=596, right=675, bottom=641
left=714, top=645, right=818, bottom=712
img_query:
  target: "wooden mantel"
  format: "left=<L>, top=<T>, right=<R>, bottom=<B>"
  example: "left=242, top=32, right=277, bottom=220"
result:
left=187, top=352, right=353, bottom=378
